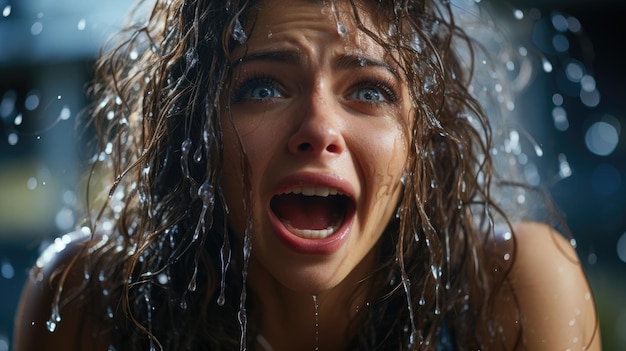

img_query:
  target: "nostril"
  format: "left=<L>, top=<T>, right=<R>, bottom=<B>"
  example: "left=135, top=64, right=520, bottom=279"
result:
left=326, top=144, right=339, bottom=153
left=298, top=142, right=313, bottom=152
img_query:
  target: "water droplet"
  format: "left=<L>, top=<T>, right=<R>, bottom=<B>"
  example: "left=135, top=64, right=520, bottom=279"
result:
left=27, top=177, right=38, bottom=190
left=551, top=13, right=569, bottom=32
left=59, top=105, right=71, bottom=120
left=2, top=5, right=11, bottom=17
left=232, top=19, right=247, bottom=44
left=552, top=93, right=564, bottom=106
left=552, top=34, right=569, bottom=52
left=157, top=273, right=169, bottom=285
left=25, top=91, right=40, bottom=111
left=552, top=107, right=569, bottom=131
left=542, top=58, right=553, bottom=73
left=518, top=46, right=528, bottom=57
left=13, top=113, right=22, bottom=126
left=580, top=89, right=600, bottom=108
left=31, top=22, right=43, bottom=36
left=46, top=320, right=57, bottom=332
left=313, top=294, right=320, bottom=351
left=1, top=260, right=15, bottom=279
left=567, top=16, right=582, bottom=33
left=503, top=253, right=511, bottom=261
left=581, top=75, right=596, bottom=92
left=565, top=61, right=584, bottom=82
left=77, top=19, right=86, bottom=31
left=337, top=22, right=347, bottom=35
left=513, top=9, right=524, bottom=20
left=558, top=153, right=572, bottom=178
left=585, top=120, right=619, bottom=156
left=7, top=133, right=18, bottom=146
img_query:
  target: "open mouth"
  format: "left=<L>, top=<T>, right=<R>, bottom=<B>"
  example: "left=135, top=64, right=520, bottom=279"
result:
left=269, top=187, right=353, bottom=239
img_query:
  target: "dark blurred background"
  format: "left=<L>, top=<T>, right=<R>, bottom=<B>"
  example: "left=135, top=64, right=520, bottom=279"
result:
left=0, top=0, right=624, bottom=350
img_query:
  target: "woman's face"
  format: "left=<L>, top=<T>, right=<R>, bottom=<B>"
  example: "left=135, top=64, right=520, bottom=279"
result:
left=222, top=0, right=412, bottom=294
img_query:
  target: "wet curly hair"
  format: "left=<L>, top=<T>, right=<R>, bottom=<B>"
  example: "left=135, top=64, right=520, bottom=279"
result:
left=56, top=0, right=534, bottom=349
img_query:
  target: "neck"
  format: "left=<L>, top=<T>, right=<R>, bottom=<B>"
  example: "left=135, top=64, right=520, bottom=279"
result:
left=247, top=259, right=375, bottom=351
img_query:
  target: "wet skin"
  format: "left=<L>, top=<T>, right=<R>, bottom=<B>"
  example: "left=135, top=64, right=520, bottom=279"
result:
left=220, top=0, right=411, bottom=348
left=222, top=1, right=410, bottom=295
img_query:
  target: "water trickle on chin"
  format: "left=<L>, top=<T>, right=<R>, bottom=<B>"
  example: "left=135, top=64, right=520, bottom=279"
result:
left=312, top=294, right=320, bottom=351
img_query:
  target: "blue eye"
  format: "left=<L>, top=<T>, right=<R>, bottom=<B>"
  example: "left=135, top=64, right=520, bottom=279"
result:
left=354, top=87, right=384, bottom=102
left=349, top=80, right=397, bottom=103
left=233, top=77, right=283, bottom=102
left=248, top=85, right=281, bottom=99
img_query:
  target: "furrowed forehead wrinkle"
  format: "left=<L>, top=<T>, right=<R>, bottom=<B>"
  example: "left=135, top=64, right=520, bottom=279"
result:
left=334, top=53, right=400, bottom=78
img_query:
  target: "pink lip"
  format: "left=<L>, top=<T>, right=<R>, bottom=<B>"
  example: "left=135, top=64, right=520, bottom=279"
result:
left=266, top=172, right=356, bottom=255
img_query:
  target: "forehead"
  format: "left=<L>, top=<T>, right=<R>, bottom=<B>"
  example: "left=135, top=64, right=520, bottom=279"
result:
left=243, top=0, right=386, bottom=51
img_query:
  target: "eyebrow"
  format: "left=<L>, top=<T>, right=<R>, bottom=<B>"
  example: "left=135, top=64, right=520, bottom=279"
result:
left=334, top=54, right=399, bottom=78
left=232, top=49, right=399, bottom=78
left=232, top=50, right=304, bottom=68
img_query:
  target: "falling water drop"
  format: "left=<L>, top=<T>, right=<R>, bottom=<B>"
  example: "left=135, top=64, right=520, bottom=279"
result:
left=2, top=5, right=11, bottom=17
left=59, top=105, right=71, bottom=120
left=7, top=133, right=18, bottom=146
left=542, top=58, right=553, bottom=73
left=46, top=320, right=57, bottom=333
left=312, top=294, right=320, bottom=351
left=1, top=260, right=14, bottom=279
left=46, top=305, right=61, bottom=333
left=193, top=144, right=203, bottom=163
left=77, top=19, right=86, bottom=31
left=31, top=22, right=43, bottom=36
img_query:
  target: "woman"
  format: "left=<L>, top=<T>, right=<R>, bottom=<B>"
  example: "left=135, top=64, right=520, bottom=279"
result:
left=14, top=0, right=600, bottom=350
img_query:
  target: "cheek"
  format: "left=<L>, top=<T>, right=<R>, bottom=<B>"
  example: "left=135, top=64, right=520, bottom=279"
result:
left=361, top=123, right=408, bottom=188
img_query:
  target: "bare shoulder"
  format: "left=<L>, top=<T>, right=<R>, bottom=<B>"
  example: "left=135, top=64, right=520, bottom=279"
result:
left=502, top=221, right=601, bottom=350
left=13, top=232, right=110, bottom=351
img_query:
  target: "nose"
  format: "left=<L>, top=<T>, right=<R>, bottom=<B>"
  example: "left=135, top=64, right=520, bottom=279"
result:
left=287, top=89, right=346, bottom=157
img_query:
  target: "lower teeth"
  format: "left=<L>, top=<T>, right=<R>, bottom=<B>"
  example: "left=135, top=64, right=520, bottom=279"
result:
left=284, top=222, right=338, bottom=239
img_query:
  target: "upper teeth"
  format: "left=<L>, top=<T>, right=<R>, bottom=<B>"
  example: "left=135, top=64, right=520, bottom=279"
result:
left=283, top=187, right=343, bottom=197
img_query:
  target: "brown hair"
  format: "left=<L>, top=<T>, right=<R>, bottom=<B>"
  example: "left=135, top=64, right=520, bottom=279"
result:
left=59, top=0, right=529, bottom=349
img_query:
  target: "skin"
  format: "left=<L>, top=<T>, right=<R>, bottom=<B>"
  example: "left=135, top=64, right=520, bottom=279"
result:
left=221, top=1, right=410, bottom=349
left=13, top=1, right=601, bottom=350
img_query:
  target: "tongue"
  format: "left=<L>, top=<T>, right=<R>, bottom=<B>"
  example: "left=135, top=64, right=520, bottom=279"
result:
left=271, top=194, right=342, bottom=230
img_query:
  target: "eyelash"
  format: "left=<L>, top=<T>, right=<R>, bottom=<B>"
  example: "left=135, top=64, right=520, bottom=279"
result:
left=231, top=74, right=281, bottom=103
left=351, top=78, right=398, bottom=103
